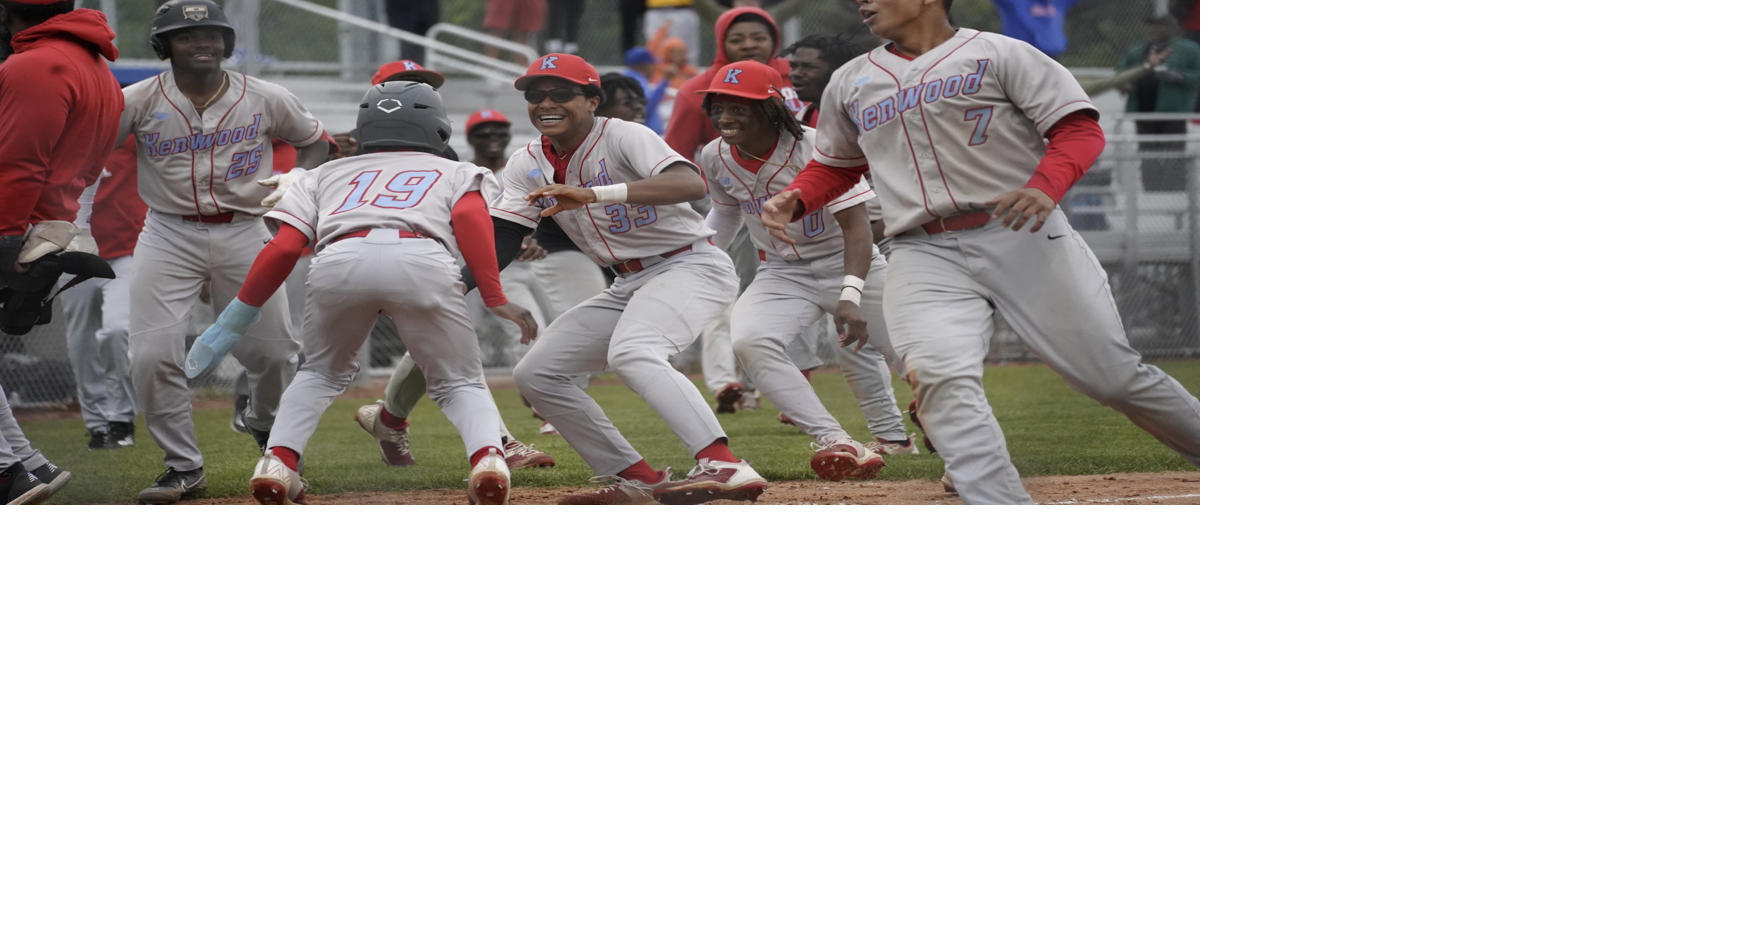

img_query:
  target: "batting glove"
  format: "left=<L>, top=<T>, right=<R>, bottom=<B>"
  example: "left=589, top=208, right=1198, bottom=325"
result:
left=185, top=297, right=262, bottom=379
left=257, top=169, right=306, bottom=209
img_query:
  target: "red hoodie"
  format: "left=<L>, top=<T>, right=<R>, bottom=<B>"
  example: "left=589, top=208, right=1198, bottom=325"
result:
left=0, top=10, right=124, bottom=236
left=663, top=7, right=799, bottom=160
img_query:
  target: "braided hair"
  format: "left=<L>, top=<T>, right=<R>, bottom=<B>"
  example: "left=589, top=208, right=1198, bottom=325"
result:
left=701, top=93, right=804, bottom=143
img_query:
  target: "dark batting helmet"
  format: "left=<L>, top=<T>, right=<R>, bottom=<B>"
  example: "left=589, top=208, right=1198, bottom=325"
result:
left=355, top=81, right=453, bottom=156
left=150, top=0, right=235, bottom=60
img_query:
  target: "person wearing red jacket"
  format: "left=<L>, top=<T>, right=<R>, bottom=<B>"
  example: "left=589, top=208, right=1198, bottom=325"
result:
left=59, top=138, right=147, bottom=451
left=0, top=0, right=123, bottom=504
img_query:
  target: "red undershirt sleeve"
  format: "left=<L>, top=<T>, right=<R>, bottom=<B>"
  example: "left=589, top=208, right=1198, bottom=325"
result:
left=1025, top=111, right=1107, bottom=204
left=237, top=224, right=310, bottom=306
left=452, top=190, right=507, bottom=307
left=781, top=160, right=868, bottom=219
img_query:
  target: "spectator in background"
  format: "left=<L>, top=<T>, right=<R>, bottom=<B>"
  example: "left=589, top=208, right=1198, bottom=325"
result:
left=782, top=32, right=865, bottom=128
left=484, top=0, right=546, bottom=62
left=599, top=72, right=653, bottom=128
left=664, top=6, right=795, bottom=159
left=645, top=0, right=699, bottom=65
left=384, top=0, right=441, bottom=63
left=646, top=32, right=698, bottom=127
left=621, top=47, right=670, bottom=133
left=1116, top=13, right=1198, bottom=191
left=544, top=0, right=582, bottom=54
left=991, top=0, right=1084, bottom=57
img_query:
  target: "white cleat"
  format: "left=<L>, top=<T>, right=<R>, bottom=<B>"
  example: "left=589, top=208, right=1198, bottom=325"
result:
left=250, top=453, right=307, bottom=504
left=468, top=452, right=511, bottom=505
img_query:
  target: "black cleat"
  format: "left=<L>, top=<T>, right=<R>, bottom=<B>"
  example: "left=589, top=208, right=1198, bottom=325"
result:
left=137, top=467, right=207, bottom=504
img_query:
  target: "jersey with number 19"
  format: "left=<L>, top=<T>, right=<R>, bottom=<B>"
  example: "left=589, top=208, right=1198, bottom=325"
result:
left=265, top=152, right=499, bottom=257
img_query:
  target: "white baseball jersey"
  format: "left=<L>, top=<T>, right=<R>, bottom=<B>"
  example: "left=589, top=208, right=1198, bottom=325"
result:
left=264, top=152, right=499, bottom=257
left=490, top=116, right=711, bottom=266
left=812, top=29, right=1097, bottom=236
left=119, top=72, right=324, bottom=217
left=698, top=127, right=875, bottom=262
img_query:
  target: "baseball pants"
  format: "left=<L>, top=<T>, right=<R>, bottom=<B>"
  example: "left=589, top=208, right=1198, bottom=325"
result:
left=731, top=248, right=907, bottom=444
left=791, top=308, right=909, bottom=442
left=130, top=211, right=300, bottom=471
left=59, top=255, right=136, bottom=432
left=700, top=225, right=761, bottom=393
left=513, top=242, right=739, bottom=476
left=886, top=208, right=1201, bottom=505
left=0, top=383, right=47, bottom=470
left=269, top=231, right=502, bottom=459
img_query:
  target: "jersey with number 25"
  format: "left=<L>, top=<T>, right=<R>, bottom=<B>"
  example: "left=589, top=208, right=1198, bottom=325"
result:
left=264, top=151, right=500, bottom=257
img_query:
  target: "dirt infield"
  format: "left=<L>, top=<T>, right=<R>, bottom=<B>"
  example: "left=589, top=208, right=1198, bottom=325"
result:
left=189, top=471, right=1200, bottom=505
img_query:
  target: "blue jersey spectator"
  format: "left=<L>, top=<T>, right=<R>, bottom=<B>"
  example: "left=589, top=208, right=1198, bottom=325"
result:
left=622, top=47, right=671, bottom=135
left=991, top=0, right=1083, bottom=57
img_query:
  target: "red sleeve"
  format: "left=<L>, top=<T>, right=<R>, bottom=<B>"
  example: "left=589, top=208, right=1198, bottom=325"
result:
left=663, top=85, right=712, bottom=159
left=781, top=160, right=868, bottom=219
left=452, top=190, right=506, bottom=307
left=0, top=55, right=73, bottom=235
left=237, top=223, right=310, bottom=306
left=1025, top=111, right=1107, bottom=204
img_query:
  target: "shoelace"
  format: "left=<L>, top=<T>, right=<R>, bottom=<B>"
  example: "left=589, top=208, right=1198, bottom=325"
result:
left=809, top=438, right=856, bottom=454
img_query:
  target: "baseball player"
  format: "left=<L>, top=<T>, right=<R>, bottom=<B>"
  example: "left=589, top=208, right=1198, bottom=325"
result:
left=696, top=62, right=900, bottom=481
left=763, top=0, right=1201, bottom=504
left=493, top=54, right=766, bottom=504
left=186, top=81, right=536, bottom=505
left=117, top=0, right=328, bottom=504
left=58, top=139, right=148, bottom=450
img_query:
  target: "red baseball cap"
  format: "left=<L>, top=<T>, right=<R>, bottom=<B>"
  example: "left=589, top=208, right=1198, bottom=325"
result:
left=371, top=59, right=445, bottom=88
left=514, top=54, right=601, bottom=90
left=697, top=62, right=785, bottom=101
left=465, top=109, right=512, bottom=132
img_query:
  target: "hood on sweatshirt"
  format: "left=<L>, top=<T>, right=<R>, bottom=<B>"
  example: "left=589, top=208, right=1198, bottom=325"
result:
left=8, top=9, right=120, bottom=62
left=707, top=5, right=789, bottom=76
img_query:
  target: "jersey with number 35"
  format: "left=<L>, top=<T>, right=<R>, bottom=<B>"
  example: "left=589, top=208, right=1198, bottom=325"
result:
left=490, top=116, right=711, bottom=267
left=264, top=152, right=500, bottom=257
left=812, top=28, right=1097, bottom=236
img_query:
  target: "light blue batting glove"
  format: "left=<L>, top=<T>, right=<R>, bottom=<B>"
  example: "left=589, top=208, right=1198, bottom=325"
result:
left=185, top=297, right=263, bottom=379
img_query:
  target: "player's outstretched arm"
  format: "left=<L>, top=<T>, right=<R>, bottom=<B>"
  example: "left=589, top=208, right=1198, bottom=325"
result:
left=760, top=190, right=803, bottom=244
left=186, top=224, right=310, bottom=378
left=525, top=163, right=706, bottom=216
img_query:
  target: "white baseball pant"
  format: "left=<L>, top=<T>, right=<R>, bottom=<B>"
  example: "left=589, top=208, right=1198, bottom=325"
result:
left=266, top=230, right=503, bottom=459
left=513, top=241, right=739, bottom=475
left=886, top=208, right=1201, bottom=505
left=130, top=211, right=301, bottom=470
left=59, top=255, right=136, bottom=431
left=0, top=383, right=47, bottom=470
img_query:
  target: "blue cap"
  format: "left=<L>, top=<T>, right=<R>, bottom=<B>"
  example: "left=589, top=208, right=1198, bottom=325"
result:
left=624, top=47, right=656, bottom=65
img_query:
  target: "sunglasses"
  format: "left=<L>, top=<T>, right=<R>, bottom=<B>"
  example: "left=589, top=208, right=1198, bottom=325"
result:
left=524, top=87, right=592, bottom=104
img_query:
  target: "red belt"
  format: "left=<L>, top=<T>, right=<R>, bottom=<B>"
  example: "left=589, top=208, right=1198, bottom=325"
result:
left=182, top=211, right=235, bottom=224
left=920, top=210, right=992, bottom=235
left=758, top=250, right=767, bottom=261
left=333, top=228, right=433, bottom=242
left=610, top=243, right=694, bottom=275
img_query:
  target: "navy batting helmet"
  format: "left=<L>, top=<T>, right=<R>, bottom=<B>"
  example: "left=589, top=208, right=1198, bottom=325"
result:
left=355, top=81, right=453, bottom=156
left=150, top=1, right=235, bottom=61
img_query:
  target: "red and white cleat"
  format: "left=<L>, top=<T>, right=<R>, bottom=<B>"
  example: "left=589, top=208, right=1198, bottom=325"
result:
left=468, top=452, right=511, bottom=505
left=810, top=437, right=885, bottom=482
left=355, top=401, right=415, bottom=466
left=867, top=434, right=920, bottom=456
left=250, top=453, right=307, bottom=505
left=558, top=472, right=665, bottom=505
left=538, top=421, right=560, bottom=436
left=714, top=383, right=743, bottom=415
left=503, top=437, right=555, bottom=469
left=652, top=459, right=768, bottom=504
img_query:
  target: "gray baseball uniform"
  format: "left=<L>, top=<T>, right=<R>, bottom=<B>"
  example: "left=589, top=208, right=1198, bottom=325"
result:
left=118, top=71, right=322, bottom=470
left=808, top=28, right=1201, bottom=503
left=261, top=152, right=506, bottom=459
left=494, top=118, right=739, bottom=476
left=699, top=129, right=907, bottom=445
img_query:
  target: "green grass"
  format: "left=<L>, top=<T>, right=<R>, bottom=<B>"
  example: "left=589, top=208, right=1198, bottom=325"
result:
left=25, top=360, right=1197, bottom=504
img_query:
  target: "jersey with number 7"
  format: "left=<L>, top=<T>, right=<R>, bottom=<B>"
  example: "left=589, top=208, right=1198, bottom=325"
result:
left=808, top=28, right=1097, bottom=237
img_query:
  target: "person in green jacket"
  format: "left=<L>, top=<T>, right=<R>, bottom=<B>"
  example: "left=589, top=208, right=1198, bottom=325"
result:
left=1114, top=13, right=1198, bottom=191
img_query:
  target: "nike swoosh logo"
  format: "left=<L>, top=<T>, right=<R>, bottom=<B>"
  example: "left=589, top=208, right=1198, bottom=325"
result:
left=1048, top=234, right=1066, bottom=240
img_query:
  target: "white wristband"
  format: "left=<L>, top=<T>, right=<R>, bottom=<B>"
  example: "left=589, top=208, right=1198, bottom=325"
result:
left=839, top=275, right=866, bottom=303
left=591, top=183, right=629, bottom=204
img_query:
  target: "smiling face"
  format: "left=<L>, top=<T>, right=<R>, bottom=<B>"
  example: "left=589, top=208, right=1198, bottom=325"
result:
left=598, top=87, right=648, bottom=125
left=526, top=77, right=600, bottom=150
left=707, top=94, right=773, bottom=154
left=467, top=122, right=511, bottom=164
left=723, top=20, right=775, bottom=63
left=168, top=28, right=228, bottom=75
left=788, top=47, right=831, bottom=105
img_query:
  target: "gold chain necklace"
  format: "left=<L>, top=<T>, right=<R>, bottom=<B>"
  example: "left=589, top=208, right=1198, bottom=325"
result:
left=193, top=74, right=229, bottom=112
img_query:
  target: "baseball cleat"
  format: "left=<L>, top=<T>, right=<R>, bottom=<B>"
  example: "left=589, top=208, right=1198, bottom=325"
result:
left=28, top=461, right=72, bottom=501
left=538, top=421, right=559, bottom=436
left=908, top=400, right=937, bottom=454
left=249, top=453, right=306, bottom=505
left=1, top=462, right=49, bottom=505
left=714, top=382, right=743, bottom=414
left=137, top=467, right=206, bottom=504
left=941, top=472, right=957, bottom=494
left=503, top=437, right=555, bottom=469
left=868, top=435, right=920, bottom=456
left=108, top=420, right=136, bottom=447
left=809, top=437, right=885, bottom=482
left=738, top=392, right=762, bottom=411
left=467, top=452, right=511, bottom=505
left=354, top=401, right=416, bottom=466
left=231, top=394, right=250, bottom=433
left=558, top=471, right=667, bottom=505
left=87, top=428, right=110, bottom=450
left=652, top=459, right=768, bottom=504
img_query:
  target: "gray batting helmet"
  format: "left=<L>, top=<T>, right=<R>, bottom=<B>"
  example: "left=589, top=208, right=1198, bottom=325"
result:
left=150, top=1, right=235, bottom=60
left=355, top=81, right=453, bottom=156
